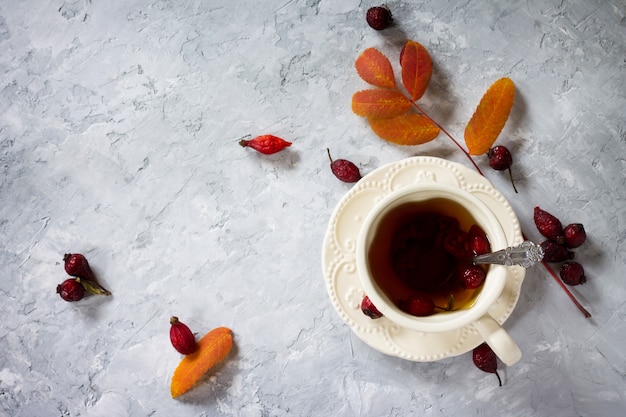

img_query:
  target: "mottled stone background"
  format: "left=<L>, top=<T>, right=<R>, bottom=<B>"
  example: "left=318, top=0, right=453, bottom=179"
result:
left=1, top=1, right=624, bottom=416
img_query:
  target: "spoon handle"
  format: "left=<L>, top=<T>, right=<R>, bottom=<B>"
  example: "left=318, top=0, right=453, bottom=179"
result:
left=473, top=241, right=544, bottom=268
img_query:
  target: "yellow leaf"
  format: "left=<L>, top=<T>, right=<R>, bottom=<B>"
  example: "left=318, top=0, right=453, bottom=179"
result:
left=355, top=47, right=396, bottom=89
left=369, top=114, right=440, bottom=145
left=170, top=327, right=233, bottom=398
left=352, top=89, right=412, bottom=119
left=464, top=78, right=515, bottom=155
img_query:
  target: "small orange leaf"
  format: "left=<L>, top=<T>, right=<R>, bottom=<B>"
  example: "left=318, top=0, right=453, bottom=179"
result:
left=464, top=78, right=515, bottom=155
left=352, top=89, right=411, bottom=119
left=170, top=327, right=233, bottom=398
left=400, top=41, right=433, bottom=101
left=369, top=114, right=440, bottom=145
left=355, top=48, right=396, bottom=89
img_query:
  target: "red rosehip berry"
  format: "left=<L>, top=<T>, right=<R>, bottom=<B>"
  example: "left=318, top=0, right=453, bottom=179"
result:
left=563, top=223, right=586, bottom=248
left=401, top=294, right=435, bottom=317
left=239, top=135, right=292, bottom=155
left=361, top=295, right=383, bottom=319
left=540, top=240, right=574, bottom=263
left=487, top=146, right=517, bottom=193
left=560, top=262, right=586, bottom=286
left=169, top=316, right=198, bottom=355
left=473, top=343, right=502, bottom=386
left=460, top=264, right=487, bottom=289
left=63, top=253, right=96, bottom=281
left=56, top=278, right=85, bottom=302
left=534, top=207, right=565, bottom=244
left=366, top=5, right=392, bottom=30
left=327, top=149, right=361, bottom=183
left=467, top=224, right=491, bottom=256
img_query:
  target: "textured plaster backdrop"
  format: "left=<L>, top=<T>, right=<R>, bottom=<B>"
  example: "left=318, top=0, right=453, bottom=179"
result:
left=1, top=0, right=625, bottom=416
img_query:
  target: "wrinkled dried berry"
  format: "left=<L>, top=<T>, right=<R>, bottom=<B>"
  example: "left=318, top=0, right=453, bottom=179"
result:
left=564, top=223, right=586, bottom=248
left=64, top=253, right=96, bottom=281
left=460, top=264, right=487, bottom=289
left=540, top=240, right=574, bottom=263
left=239, top=135, right=292, bottom=155
left=56, top=278, right=85, bottom=302
left=560, top=262, right=586, bottom=286
left=366, top=5, right=392, bottom=30
left=487, top=146, right=517, bottom=193
left=361, top=295, right=383, bottom=319
left=327, top=148, right=361, bottom=183
left=401, top=294, right=435, bottom=317
left=169, top=316, right=198, bottom=355
left=473, top=342, right=502, bottom=386
left=534, top=207, right=564, bottom=244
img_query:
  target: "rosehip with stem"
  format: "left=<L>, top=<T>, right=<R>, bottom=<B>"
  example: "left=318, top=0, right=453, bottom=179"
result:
left=366, top=5, right=392, bottom=30
left=473, top=343, right=502, bottom=386
left=487, top=146, right=518, bottom=193
left=327, top=148, right=361, bottom=183
left=169, top=316, right=198, bottom=355
left=56, top=278, right=85, bottom=302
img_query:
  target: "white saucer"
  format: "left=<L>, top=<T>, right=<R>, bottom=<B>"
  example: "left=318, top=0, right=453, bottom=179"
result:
left=321, top=156, right=525, bottom=361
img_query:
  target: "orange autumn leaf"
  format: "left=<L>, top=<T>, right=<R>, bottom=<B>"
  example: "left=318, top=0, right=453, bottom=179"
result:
left=464, top=77, right=515, bottom=155
left=400, top=40, right=433, bottom=101
left=355, top=47, right=396, bottom=89
left=352, top=89, right=411, bottom=119
left=170, top=327, right=233, bottom=398
left=369, top=114, right=440, bottom=145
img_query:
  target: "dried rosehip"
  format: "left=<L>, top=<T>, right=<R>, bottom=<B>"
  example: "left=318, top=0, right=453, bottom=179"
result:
left=487, top=146, right=518, bottom=193
left=473, top=343, right=502, bottom=386
left=366, top=5, right=392, bottom=30
left=564, top=223, right=586, bottom=248
left=239, top=135, right=292, bottom=155
left=361, top=296, right=383, bottom=319
left=56, top=278, right=85, bottom=302
left=560, top=262, right=586, bottom=286
left=327, top=149, right=361, bottom=183
left=534, top=207, right=564, bottom=244
left=401, top=294, right=435, bottom=317
left=467, top=224, right=491, bottom=256
left=540, top=240, right=574, bottom=263
left=460, top=264, right=487, bottom=289
left=170, top=316, right=198, bottom=355
left=64, top=253, right=96, bottom=281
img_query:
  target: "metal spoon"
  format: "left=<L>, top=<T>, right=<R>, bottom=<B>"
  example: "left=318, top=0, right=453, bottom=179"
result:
left=473, top=240, right=544, bottom=268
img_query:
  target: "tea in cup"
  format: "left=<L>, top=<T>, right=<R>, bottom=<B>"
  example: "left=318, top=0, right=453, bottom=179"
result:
left=356, top=183, right=522, bottom=366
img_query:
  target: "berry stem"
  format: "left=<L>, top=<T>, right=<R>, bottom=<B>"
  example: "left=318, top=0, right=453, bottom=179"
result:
left=508, top=167, right=519, bottom=193
left=540, top=260, right=591, bottom=318
left=410, top=101, right=484, bottom=175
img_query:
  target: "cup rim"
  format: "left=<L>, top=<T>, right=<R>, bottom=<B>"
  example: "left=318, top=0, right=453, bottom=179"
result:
left=356, top=183, right=509, bottom=333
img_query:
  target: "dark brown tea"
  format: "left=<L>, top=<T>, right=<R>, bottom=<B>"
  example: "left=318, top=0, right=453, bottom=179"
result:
left=367, top=198, right=490, bottom=314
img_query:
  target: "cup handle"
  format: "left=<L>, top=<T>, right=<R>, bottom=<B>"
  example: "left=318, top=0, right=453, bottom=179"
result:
left=473, top=314, right=522, bottom=366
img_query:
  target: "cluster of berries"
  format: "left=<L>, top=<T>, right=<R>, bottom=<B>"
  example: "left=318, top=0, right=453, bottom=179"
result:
left=56, top=253, right=111, bottom=302
left=534, top=207, right=588, bottom=286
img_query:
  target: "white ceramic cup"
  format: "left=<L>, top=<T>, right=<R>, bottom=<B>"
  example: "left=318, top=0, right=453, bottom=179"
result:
left=356, top=183, right=522, bottom=366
